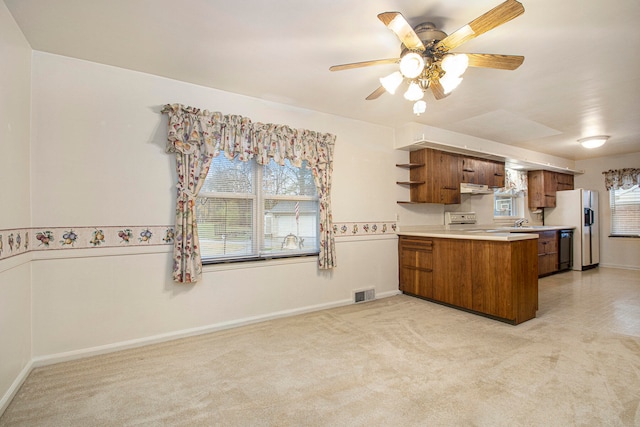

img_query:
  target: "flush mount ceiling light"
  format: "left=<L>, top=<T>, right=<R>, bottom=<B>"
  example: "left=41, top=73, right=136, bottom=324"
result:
left=579, top=135, right=609, bottom=149
left=330, top=0, right=526, bottom=117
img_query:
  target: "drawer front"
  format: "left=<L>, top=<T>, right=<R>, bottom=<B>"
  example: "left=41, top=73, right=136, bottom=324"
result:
left=400, top=246, right=433, bottom=270
left=537, top=231, right=557, bottom=254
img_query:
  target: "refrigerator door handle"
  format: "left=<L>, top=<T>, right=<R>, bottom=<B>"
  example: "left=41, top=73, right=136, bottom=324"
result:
left=584, top=208, right=590, bottom=226
left=584, top=208, right=594, bottom=226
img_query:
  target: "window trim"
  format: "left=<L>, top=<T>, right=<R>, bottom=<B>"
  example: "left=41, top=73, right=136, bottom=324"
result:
left=608, top=184, right=640, bottom=238
left=198, top=158, right=320, bottom=264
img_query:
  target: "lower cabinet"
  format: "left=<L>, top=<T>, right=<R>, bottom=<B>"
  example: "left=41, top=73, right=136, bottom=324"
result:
left=399, top=237, right=433, bottom=298
left=398, top=236, right=538, bottom=324
left=537, top=231, right=558, bottom=277
left=433, top=238, right=473, bottom=310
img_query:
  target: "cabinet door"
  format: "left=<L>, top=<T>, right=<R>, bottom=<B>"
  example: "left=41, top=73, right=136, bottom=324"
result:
left=433, top=238, right=472, bottom=309
left=528, top=170, right=556, bottom=208
left=488, top=161, right=505, bottom=188
left=537, top=231, right=558, bottom=276
left=434, top=151, right=461, bottom=204
left=471, top=240, right=513, bottom=320
left=461, top=157, right=477, bottom=184
left=556, top=173, right=574, bottom=191
left=399, top=238, right=433, bottom=298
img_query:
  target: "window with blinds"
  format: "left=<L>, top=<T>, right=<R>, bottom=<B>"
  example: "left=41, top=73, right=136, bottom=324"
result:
left=196, top=155, right=319, bottom=262
left=610, top=184, right=640, bottom=237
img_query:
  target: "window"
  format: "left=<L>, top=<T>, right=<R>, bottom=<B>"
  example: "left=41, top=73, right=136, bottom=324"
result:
left=196, top=155, right=319, bottom=262
left=494, top=189, right=519, bottom=217
left=609, top=184, right=640, bottom=237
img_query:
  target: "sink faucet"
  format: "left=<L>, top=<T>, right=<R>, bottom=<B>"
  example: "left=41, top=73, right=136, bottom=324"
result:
left=514, top=218, right=528, bottom=228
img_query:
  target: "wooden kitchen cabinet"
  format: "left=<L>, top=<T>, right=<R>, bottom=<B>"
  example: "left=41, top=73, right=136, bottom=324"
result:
left=461, top=157, right=482, bottom=184
left=398, top=237, right=433, bottom=298
left=407, top=148, right=462, bottom=204
left=471, top=239, right=538, bottom=321
left=528, top=170, right=574, bottom=208
left=486, top=160, right=506, bottom=188
left=537, top=231, right=558, bottom=277
left=433, top=238, right=473, bottom=309
left=460, top=157, right=505, bottom=188
left=398, top=235, right=538, bottom=324
left=398, top=148, right=506, bottom=204
left=556, top=173, right=574, bottom=191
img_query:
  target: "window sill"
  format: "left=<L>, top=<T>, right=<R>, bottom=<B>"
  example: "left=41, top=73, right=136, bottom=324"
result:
left=202, top=253, right=318, bottom=272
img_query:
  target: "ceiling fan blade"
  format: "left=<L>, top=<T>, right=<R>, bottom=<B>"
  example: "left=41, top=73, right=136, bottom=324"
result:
left=465, top=53, right=524, bottom=70
left=430, top=80, right=449, bottom=100
left=329, top=58, right=399, bottom=72
left=436, top=0, right=524, bottom=51
left=366, top=86, right=386, bottom=100
left=378, top=12, right=425, bottom=51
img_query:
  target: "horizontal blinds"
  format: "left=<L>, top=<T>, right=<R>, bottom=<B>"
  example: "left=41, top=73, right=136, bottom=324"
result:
left=610, top=185, right=640, bottom=236
left=197, top=156, right=319, bottom=261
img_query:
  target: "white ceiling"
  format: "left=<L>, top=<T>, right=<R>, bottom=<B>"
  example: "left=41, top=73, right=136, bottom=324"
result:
left=5, top=0, right=640, bottom=160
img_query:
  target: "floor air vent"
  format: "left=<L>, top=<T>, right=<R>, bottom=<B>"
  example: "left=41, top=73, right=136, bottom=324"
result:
left=354, top=288, right=375, bottom=303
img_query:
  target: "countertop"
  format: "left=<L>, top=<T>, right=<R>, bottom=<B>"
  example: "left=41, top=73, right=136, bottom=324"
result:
left=397, top=224, right=575, bottom=242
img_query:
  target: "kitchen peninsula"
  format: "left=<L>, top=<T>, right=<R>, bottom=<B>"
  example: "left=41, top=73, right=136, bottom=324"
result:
left=398, top=227, right=539, bottom=325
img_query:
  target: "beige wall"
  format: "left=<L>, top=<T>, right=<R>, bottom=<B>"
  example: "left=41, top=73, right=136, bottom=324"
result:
left=28, top=52, right=400, bottom=361
left=0, top=1, right=32, bottom=413
left=575, top=152, right=640, bottom=269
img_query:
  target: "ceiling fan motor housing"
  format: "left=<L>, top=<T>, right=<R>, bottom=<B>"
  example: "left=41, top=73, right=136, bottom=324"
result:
left=414, top=22, right=447, bottom=47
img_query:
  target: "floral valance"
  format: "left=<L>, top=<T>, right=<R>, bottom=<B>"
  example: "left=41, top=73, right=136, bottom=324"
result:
left=503, top=168, right=528, bottom=194
left=162, top=103, right=337, bottom=283
left=602, top=168, right=640, bottom=190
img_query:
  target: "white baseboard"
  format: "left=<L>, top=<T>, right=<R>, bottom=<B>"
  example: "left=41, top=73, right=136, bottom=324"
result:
left=0, top=359, right=33, bottom=416
left=32, top=290, right=401, bottom=368
left=599, top=263, right=640, bottom=270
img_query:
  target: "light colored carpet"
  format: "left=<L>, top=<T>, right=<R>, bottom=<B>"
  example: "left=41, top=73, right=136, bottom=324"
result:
left=1, top=267, right=639, bottom=426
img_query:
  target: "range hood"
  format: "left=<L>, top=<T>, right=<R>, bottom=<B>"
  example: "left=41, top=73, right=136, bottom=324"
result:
left=460, top=183, right=494, bottom=194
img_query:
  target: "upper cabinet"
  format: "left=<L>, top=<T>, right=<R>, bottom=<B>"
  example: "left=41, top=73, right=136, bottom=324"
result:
left=406, top=148, right=462, bottom=204
left=527, top=170, right=575, bottom=208
left=397, top=148, right=505, bottom=205
left=461, top=157, right=505, bottom=188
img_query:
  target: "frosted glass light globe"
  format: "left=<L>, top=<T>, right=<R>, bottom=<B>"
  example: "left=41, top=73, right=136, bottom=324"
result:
left=399, top=52, right=425, bottom=78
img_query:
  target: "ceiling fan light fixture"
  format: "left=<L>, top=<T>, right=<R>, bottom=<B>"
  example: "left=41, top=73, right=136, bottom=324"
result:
left=579, top=135, right=609, bottom=149
left=404, top=81, right=424, bottom=101
left=440, top=74, right=463, bottom=94
left=399, top=52, right=425, bottom=78
left=441, top=54, right=469, bottom=77
left=379, top=71, right=404, bottom=94
left=413, top=100, right=427, bottom=115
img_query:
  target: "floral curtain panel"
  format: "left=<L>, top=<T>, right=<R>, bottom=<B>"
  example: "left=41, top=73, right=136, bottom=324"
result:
left=162, top=103, right=337, bottom=283
left=602, top=168, right=640, bottom=190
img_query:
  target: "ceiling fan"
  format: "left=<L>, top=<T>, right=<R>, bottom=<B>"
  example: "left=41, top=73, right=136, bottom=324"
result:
left=329, top=0, right=525, bottom=115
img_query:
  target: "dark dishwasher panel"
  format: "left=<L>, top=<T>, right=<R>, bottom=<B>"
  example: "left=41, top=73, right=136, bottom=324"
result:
left=558, top=229, right=573, bottom=271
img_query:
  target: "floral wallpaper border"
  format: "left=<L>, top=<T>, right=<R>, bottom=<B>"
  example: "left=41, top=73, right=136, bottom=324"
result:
left=0, top=226, right=175, bottom=261
left=0, top=221, right=398, bottom=262
left=332, top=221, right=397, bottom=237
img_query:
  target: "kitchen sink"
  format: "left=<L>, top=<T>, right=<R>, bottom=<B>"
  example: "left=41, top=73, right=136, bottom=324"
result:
left=498, top=226, right=549, bottom=231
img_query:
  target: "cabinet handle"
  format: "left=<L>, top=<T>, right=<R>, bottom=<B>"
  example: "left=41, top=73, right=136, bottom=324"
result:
left=463, top=168, right=475, bottom=172
left=441, top=186, right=458, bottom=190
left=494, top=173, right=503, bottom=176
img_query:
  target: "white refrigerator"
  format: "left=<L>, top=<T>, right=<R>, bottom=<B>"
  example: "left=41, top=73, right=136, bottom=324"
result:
left=545, top=189, right=599, bottom=271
